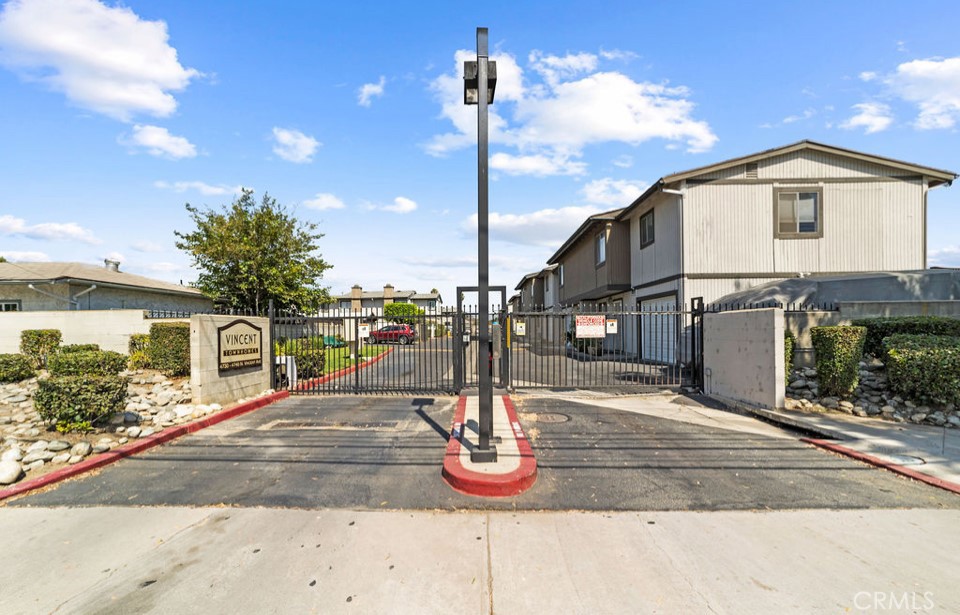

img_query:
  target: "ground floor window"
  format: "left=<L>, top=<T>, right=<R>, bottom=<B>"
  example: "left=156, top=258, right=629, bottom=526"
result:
left=1, top=300, right=20, bottom=312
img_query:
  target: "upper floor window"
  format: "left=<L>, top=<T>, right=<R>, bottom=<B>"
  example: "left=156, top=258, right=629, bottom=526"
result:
left=559, top=264, right=565, bottom=287
left=640, top=210, right=655, bottom=248
left=775, top=188, right=823, bottom=239
left=543, top=276, right=549, bottom=292
left=596, top=232, right=606, bottom=265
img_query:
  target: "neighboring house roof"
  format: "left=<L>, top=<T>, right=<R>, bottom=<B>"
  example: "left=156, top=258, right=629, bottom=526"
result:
left=617, top=140, right=958, bottom=221
left=331, top=290, right=442, bottom=302
left=514, top=272, right=539, bottom=291
left=0, top=262, right=205, bottom=298
left=410, top=292, right=442, bottom=303
left=547, top=208, right=623, bottom=264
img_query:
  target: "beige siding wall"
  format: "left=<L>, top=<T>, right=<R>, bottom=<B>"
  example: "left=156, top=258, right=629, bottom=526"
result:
left=696, top=150, right=910, bottom=181
left=684, top=178, right=924, bottom=279
left=0, top=282, right=211, bottom=312
left=627, top=193, right=682, bottom=289
left=558, top=221, right=630, bottom=304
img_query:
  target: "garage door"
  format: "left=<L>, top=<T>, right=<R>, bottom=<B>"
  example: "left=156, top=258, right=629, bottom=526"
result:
left=640, top=297, right=676, bottom=364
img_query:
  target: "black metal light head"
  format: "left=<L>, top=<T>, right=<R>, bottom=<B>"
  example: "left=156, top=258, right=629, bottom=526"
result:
left=463, top=60, right=497, bottom=105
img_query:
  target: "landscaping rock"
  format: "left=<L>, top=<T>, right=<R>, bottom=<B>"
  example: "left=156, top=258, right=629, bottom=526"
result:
left=26, top=440, right=49, bottom=452
left=70, top=442, right=92, bottom=457
left=0, top=460, right=23, bottom=484
left=47, top=440, right=71, bottom=452
left=821, top=397, right=839, bottom=410
left=22, top=450, right=56, bottom=464
left=92, top=444, right=111, bottom=454
left=68, top=455, right=83, bottom=464
left=126, top=426, right=141, bottom=438
left=910, top=413, right=928, bottom=424
left=51, top=452, right=71, bottom=464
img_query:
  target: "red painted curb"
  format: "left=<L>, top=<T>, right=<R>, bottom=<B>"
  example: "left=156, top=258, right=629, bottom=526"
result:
left=802, top=438, right=960, bottom=496
left=0, top=390, right=291, bottom=503
left=441, top=395, right=537, bottom=498
left=295, top=348, right=394, bottom=390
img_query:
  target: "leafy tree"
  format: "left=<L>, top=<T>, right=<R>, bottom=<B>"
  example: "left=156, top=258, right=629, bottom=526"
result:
left=384, top=302, right=424, bottom=324
left=175, top=189, right=331, bottom=314
left=0, top=256, right=7, bottom=262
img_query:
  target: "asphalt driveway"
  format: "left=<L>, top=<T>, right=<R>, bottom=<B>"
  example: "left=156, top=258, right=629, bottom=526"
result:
left=10, top=394, right=959, bottom=511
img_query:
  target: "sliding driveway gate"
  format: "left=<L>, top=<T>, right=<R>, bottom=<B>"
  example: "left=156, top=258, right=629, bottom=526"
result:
left=270, top=299, right=705, bottom=395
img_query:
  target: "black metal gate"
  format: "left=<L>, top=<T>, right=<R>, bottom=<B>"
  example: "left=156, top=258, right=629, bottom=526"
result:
left=507, top=300, right=703, bottom=391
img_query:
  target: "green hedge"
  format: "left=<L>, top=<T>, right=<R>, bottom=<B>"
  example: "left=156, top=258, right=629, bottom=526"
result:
left=48, top=350, right=127, bottom=376
left=59, top=343, right=101, bottom=353
left=148, top=322, right=191, bottom=377
left=35, top=375, right=128, bottom=432
left=784, top=329, right=796, bottom=386
left=276, top=337, right=325, bottom=379
left=20, top=329, right=62, bottom=369
left=811, top=326, right=866, bottom=397
left=128, top=334, right=150, bottom=354
left=884, top=334, right=960, bottom=406
left=852, top=316, right=960, bottom=357
left=0, top=354, right=34, bottom=383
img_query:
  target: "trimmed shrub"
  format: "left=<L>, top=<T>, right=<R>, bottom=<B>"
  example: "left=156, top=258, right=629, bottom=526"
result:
left=276, top=337, right=325, bottom=379
left=59, top=343, right=101, bottom=354
left=35, top=375, right=128, bottom=432
left=48, top=350, right=127, bottom=376
left=128, top=334, right=150, bottom=354
left=884, top=334, right=960, bottom=406
left=811, top=326, right=867, bottom=397
left=0, top=354, right=34, bottom=383
left=148, top=322, right=191, bottom=377
left=20, top=329, right=62, bottom=369
left=784, top=329, right=796, bottom=386
left=852, top=316, right=960, bottom=357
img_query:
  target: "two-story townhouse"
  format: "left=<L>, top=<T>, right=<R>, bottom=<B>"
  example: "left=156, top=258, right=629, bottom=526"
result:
left=322, top=284, right=443, bottom=316
left=546, top=208, right=631, bottom=311
left=618, top=140, right=956, bottom=312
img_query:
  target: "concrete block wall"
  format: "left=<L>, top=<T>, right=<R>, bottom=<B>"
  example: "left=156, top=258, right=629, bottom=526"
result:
left=0, top=310, right=187, bottom=354
left=190, top=315, right=271, bottom=405
left=704, top=308, right=785, bottom=410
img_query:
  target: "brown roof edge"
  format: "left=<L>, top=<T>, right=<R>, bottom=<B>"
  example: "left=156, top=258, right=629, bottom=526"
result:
left=546, top=208, right=625, bottom=265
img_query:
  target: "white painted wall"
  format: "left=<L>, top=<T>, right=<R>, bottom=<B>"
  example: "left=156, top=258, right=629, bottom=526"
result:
left=0, top=310, right=187, bottom=354
left=703, top=308, right=784, bottom=409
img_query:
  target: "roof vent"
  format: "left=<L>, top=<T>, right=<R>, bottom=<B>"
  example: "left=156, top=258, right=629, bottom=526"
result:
left=104, top=259, right=121, bottom=272
left=745, top=162, right=759, bottom=179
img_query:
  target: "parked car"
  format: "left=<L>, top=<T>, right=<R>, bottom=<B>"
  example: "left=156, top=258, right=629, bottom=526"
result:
left=368, top=324, right=417, bottom=345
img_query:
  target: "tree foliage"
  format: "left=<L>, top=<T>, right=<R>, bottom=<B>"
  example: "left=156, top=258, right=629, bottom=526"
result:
left=384, top=302, right=424, bottom=324
left=175, top=189, right=332, bottom=314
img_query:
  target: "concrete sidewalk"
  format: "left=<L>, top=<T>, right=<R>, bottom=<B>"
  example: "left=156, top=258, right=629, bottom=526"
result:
left=2, top=506, right=958, bottom=614
left=746, top=404, right=960, bottom=487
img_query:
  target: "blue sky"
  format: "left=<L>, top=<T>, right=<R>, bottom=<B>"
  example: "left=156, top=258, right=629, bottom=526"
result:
left=1, top=0, right=959, bottom=305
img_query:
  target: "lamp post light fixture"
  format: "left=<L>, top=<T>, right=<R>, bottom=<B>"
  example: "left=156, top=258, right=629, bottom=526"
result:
left=464, top=27, right=498, bottom=463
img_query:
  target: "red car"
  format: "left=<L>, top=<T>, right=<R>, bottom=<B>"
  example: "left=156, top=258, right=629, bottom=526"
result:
left=367, top=324, right=417, bottom=345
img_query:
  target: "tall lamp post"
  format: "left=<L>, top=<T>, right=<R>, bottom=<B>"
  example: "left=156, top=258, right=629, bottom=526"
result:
left=464, top=27, right=498, bottom=463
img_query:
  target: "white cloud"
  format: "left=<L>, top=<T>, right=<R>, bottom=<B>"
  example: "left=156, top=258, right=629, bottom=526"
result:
left=122, top=124, right=196, bottom=158
left=929, top=245, right=960, bottom=267
left=0, top=0, right=199, bottom=121
left=131, top=240, right=163, bottom=253
left=490, top=151, right=586, bottom=177
left=886, top=56, right=960, bottom=129
left=0, top=214, right=101, bottom=244
left=102, top=250, right=124, bottom=263
left=859, top=71, right=878, bottom=82
left=0, top=250, right=50, bottom=261
left=303, top=193, right=345, bottom=210
left=462, top=205, right=602, bottom=248
left=612, top=154, right=633, bottom=168
left=840, top=102, right=893, bottom=134
left=358, top=76, right=385, bottom=107
left=141, top=261, right=181, bottom=273
left=271, top=127, right=319, bottom=163
left=580, top=178, right=648, bottom=206
left=782, top=108, right=816, bottom=124
left=381, top=196, right=417, bottom=214
left=599, top=49, right=639, bottom=62
left=154, top=180, right=245, bottom=196
left=426, top=47, right=717, bottom=173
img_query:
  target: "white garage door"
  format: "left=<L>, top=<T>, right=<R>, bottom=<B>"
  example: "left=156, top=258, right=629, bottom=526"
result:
left=640, top=298, right=676, bottom=364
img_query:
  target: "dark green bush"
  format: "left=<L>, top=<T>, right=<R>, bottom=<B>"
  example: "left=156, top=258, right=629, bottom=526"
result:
left=59, top=343, right=100, bottom=354
left=20, top=329, right=62, bottom=369
left=884, top=334, right=960, bottom=406
left=784, top=329, right=796, bottom=386
left=0, top=354, right=34, bottom=383
left=48, top=350, right=127, bottom=376
left=276, top=337, right=325, bottom=378
left=35, top=375, right=128, bottom=432
left=811, top=326, right=866, bottom=397
left=148, top=322, right=191, bottom=376
left=852, top=316, right=960, bottom=357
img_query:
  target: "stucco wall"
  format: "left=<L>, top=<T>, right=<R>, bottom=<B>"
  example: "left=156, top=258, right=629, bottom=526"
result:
left=190, top=315, right=271, bottom=405
left=0, top=310, right=188, bottom=353
left=704, top=308, right=784, bottom=409
left=0, top=282, right=211, bottom=312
